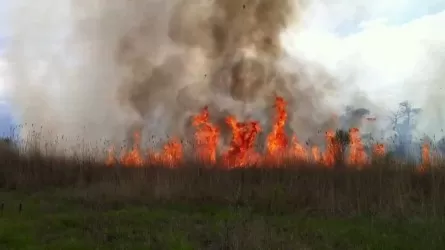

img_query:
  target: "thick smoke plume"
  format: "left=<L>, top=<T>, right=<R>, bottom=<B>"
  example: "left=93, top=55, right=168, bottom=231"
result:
left=7, top=0, right=444, bottom=157
left=6, top=0, right=347, bottom=156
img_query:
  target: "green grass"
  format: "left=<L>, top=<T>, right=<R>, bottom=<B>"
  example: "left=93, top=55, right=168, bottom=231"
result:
left=1, top=191, right=445, bottom=250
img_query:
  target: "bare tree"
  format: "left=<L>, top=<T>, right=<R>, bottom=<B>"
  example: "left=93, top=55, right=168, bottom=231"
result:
left=388, top=101, right=422, bottom=157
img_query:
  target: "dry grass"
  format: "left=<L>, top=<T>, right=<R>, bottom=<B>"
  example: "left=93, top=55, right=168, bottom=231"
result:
left=2, top=139, right=445, bottom=249
left=1, top=141, right=445, bottom=218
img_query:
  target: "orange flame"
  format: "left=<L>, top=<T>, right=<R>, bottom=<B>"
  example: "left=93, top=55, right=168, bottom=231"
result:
left=373, top=143, right=385, bottom=158
left=290, top=136, right=308, bottom=162
left=105, top=96, right=424, bottom=173
left=266, top=96, right=288, bottom=160
left=105, top=146, right=116, bottom=167
left=151, top=138, right=183, bottom=167
left=192, top=106, right=220, bottom=165
left=223, top=116, right=261, bottom=168
left=348, top=128, right=367, bottom=167
left=312, top=146, right=321, bottom=163
left=120, top=131, right=143, bottom=167
left=419, top=142, right=431, bottom=172
left=323, top=130, right=337, bottom=167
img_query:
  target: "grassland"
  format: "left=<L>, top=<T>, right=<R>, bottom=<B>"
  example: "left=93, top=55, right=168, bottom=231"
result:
left=1, top=143, right=445, bottom=249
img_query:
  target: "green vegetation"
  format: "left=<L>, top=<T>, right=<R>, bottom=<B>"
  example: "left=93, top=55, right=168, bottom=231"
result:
left=2, top=192, right=445, bottom=250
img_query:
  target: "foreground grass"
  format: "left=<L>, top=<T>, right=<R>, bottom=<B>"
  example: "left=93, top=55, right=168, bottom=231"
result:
left=1, top=191, right=445, bottom=250
left=2, top=146, right=445, bottom=249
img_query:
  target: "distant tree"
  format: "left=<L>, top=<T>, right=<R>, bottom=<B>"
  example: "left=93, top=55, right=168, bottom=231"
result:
left=389, top=101, right=422, bottom=158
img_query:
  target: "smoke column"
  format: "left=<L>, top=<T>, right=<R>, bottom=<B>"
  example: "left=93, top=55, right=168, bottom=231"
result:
left=4, top=0, right=445, bottom=156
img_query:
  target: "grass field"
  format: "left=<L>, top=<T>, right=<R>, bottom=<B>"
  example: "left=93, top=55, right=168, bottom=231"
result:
left=2, top=191, right=445, bottom=250
left=1, top=144, right=445, bottom=249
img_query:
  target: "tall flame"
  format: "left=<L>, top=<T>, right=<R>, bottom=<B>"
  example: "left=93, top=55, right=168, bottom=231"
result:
left=348, top=128, right=367, bottom=167
left=323, top=130, right=337, bottom=167
left=192, top=106, right=220, bottom=165
left=223, top=116, right=261, bottom=168
left=419, top=142, right=431, bottom=172
left=266, top=96, right=288, bottom=160
left=312, top=146, right=321, bottom=163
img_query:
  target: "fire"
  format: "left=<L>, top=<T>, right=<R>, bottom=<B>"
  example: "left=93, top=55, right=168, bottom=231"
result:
left=105, top=96, right=433, bottom=171
left=347, top=128, right=367, bottom=167
left=323, top=130, right=337, bottom=167
left=373, top=143, right=385, bottom=157
left=192, top=106, right=220, bottom=165
left=105, top=146, right=116, bottom=167
left=120, top=131, right=143, bottom=167
left=151, top=138, right=183, bottom=167
left=266, top=96, right=288, bottom=160
left=419, top=142, right=431, bottom=172
left=290, top=136, right=308, bottom=162
left=312, top=146, right=321, bottom=163
left=223, top=116, right=261, bottom=168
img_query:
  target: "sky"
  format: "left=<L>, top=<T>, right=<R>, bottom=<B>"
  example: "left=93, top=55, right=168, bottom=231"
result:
left=0, top=0, right=444, bottom=137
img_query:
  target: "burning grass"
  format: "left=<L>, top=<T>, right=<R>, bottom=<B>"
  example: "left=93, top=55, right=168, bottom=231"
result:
left=103, top=96, right=436, bottom=170
left=1, top=143, right=445, bottom=217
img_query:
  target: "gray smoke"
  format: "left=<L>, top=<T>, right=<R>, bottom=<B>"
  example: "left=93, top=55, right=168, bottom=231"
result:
left=7, top=0, right=443, bottom=158
left=4, top=0, right=346, bottom=157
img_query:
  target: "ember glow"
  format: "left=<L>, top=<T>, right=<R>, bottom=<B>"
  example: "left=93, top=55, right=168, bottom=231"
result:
left=373, top=143, right=386, bottom=157
left=419, top=142, right=431, bottom=172
left=105, top=96, right=424, bottom=169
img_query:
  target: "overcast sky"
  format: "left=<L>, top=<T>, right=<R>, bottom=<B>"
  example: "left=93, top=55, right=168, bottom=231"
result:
left=0, top=0, right=444, bottom=136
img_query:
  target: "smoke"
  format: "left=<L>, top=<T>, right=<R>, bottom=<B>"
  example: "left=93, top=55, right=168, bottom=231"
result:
left=4, top=0, right=445, bottom=156
left=282, top=0, right=445, bottom=139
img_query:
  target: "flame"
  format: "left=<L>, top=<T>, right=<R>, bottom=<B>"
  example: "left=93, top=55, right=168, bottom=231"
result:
left=347, top=128, right=367, bottom=167
left=312, top=146, right=321, bottom=163
left=223, top=116, right=261, bottom=168
left=322, top=130, right=337, bottom=167
left=373, top=143, right=385, bottom=157
left=120, top=131, right=144, bottom=167
left=290, top=136, right=308, bottom=162
left=266, top=96, right=288, bottom=160
left=192, top=106, right=220, bottom=165
left=419, top=142, right=431, bottom=172
left=151, top=138, right=183, bottom=167
left=105, top=146, right=116, bottom=167
left=102, top=96, right=445, bottom=172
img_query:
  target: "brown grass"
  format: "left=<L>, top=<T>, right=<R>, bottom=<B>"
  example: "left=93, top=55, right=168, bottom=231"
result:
left=1, top=141, right=445, bottom=218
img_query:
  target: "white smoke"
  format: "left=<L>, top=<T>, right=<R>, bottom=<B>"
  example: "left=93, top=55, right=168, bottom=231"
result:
left=282, top=0, right=445, bottom=139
